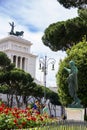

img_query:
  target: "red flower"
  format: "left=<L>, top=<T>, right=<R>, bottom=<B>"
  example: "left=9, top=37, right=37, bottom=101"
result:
left=31, top=116, right=36, bottom=121
left=27, top=117, right=31, bottom=121
left=22, top=121, right=26, bottom=126
left=15, top=114, right=20, bottom=118
left=27, top=112, right=31, bottom=117
left=1, top=103, right=5, bottom=107
left=13, top=107, right=18, bottom=112
left=0, top=107, right=3, bottom=112
left=14, top=119, right=18, bottom=124
left=4, top=108, right=9, bottom=114
left=36, top=111, right=40, bottom=114
left=18, top=125, right=22, bottom=129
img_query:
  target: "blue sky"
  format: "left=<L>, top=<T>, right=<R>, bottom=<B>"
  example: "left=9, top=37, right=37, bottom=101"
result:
left=0, top=0, right=78, bottom=87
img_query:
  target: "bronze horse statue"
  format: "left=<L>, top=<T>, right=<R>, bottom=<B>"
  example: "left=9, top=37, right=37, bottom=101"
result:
left=15, top=31, right=24, bottom=36
left=9, top=31, right=24, bottom=36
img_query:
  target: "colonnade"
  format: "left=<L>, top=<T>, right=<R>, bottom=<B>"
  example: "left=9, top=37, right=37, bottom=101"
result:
left=12, top=55, right=26, bottom=71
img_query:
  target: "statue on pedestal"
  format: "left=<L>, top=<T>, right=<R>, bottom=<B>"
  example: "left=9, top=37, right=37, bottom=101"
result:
left=64, top=60, right=83, bottom=108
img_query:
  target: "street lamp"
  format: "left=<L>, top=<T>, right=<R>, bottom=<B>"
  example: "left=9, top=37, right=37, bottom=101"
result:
left=39, top=55, right=56, bottom=103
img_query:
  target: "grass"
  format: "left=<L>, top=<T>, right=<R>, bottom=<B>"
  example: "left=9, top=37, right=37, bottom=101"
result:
left=16, top=120, right=87, bottom=130
left=21, top=125, right=87, bottom=130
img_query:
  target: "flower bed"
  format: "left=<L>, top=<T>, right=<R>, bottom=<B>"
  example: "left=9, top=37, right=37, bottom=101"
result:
left=0, top=102, right=53, bottom=129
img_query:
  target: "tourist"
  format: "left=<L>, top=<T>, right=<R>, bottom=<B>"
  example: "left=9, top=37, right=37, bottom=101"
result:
left=42, top=104, right=49, bottom=115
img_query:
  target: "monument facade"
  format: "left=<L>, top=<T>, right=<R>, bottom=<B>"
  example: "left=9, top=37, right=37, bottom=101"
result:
left=0, top=35, right=37, bottom=78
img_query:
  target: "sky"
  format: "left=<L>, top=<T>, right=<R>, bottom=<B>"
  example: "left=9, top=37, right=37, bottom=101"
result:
left=0, top=0, right=78, bottom=87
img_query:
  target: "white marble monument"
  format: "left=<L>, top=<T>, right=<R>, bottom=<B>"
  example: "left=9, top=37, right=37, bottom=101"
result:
left=0, top=35, right=37, bottom=78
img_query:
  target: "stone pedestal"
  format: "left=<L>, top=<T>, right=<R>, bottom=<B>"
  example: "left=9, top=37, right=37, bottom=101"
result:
left=65, top=108, right=84, bottom=121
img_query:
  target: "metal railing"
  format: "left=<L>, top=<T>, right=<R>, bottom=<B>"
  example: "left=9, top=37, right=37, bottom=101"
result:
left=29, top=120, right=87, bottom=130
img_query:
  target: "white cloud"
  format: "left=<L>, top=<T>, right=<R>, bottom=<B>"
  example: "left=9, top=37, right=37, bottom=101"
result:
left=23, top=0, right=78, bottom=30
left=0, top=0, right=78, bottom=31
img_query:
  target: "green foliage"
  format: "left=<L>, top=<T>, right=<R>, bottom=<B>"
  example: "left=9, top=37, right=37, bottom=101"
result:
left=32, top=84, right=44, bottom=98
left=57, top=0, right=87, bottom=9
left=0, top=51, right=14, bottom=72
left=56, top=60, right=72, bottom=106
left=42, top=21, right=66, bottom=51
left=42, top=9, right=87, bottom=51
left=0, top=85, right=8, bottom=93
left=5, top=68, right=35, bottom=96
left=84, top=115, right=87, bottom=121
left=32, top=84, right=61, bottom=105
left=78, top=8, right=87, bottom=23
left=57, top=38, right=87, bottom=107
left=46, top=87, right=61, bottom=105
left=49, top=92, right=61, bottom=105
left=0, top=51, right=10, bottom=66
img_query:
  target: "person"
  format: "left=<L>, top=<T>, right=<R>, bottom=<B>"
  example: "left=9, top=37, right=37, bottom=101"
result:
left=33, top=100, right=38, bottom=109
left=64, top=60, right=80, bottom=105
left=33, top=100, right=40, bottom=114
left=42, top=104, right=49, bottom=115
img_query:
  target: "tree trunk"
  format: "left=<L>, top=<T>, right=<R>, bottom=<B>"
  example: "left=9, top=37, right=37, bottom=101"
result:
left=10, top=94, right=13, bottom=108
left=48, top=102, right=52, bottom=116
left=7, top=94, right=10, bottom=107
left=53, top=105, right=56, bottom=117
left=22, top=95, right=28, bottom=108
left=16, top=95, right=20, bottom=108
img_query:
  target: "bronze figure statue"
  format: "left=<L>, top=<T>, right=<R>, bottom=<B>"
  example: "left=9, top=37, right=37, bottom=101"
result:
left=64, top=60, right=83, bottom=108
left=9, top=22, right=15, bottom=34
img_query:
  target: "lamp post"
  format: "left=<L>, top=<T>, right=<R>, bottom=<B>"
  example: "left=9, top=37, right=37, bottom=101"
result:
left=39, top=55, right=56, bottom=103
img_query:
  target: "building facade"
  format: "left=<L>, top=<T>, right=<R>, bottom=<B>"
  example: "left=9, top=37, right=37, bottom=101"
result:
left=0, top=35, right=37, bottom=78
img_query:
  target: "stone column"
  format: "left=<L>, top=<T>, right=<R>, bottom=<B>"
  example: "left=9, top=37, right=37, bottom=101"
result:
left=16, top=56, right=18, bottom=68
left=22, top=57, right=25, bottom=70
left=11, top=55, right=13, bottom=63
left=25, top=58, right=28, bottom=72
left=24, top=58, right=27, bottom=71
left=20, top=57, right=22, bottom=69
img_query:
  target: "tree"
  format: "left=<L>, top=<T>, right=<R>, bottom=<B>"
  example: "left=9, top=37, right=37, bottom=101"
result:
left=57, top=0, right=87, bottom=9
left=0, top=51, right=14, bottom=72
left=0, top=51, right=15, bottom=89
left=57, top=38, right=87, bottom=107
left=42, top=17, right=87, bottom=51
left=45, top=87, right=61, bottom=105
left=42, top=9, right=87, bottom=51
left=32, top=84, right=44, bottom=100
left=78, top=8, right=87, bottom=23
left=3, top=68, right=36, bottom=108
